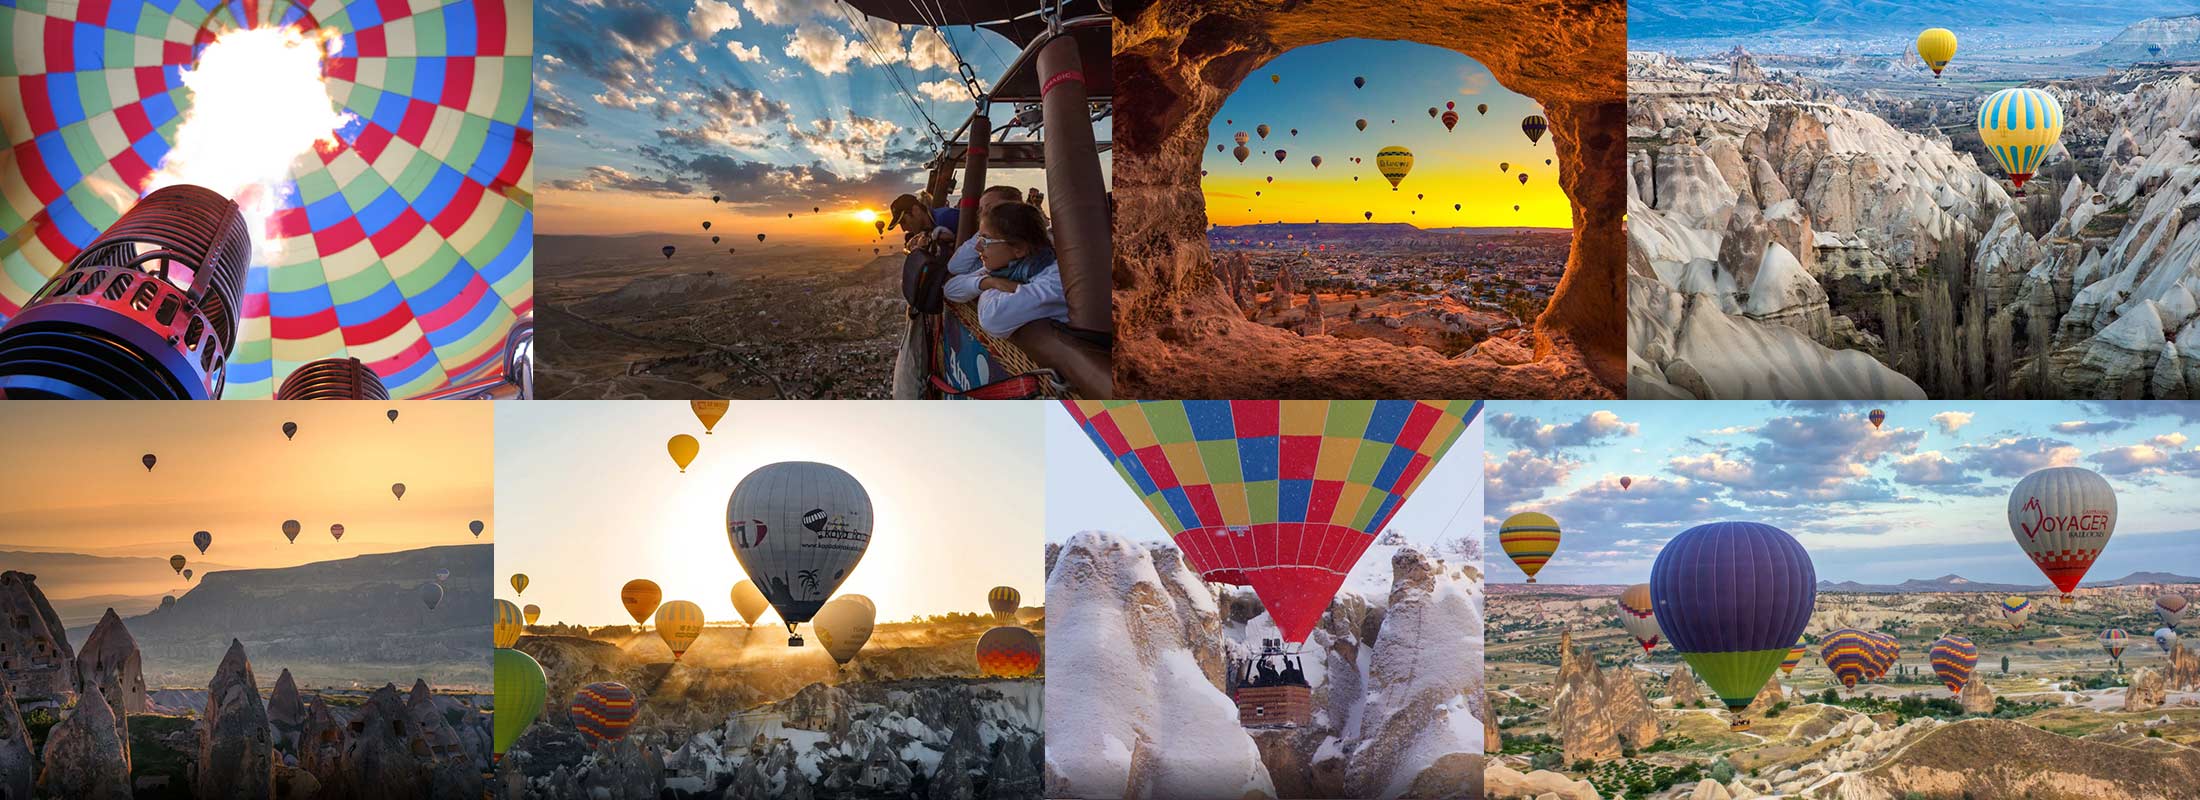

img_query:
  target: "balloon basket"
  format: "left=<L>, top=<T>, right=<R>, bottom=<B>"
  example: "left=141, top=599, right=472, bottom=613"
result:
left=1728, top=715, right=1751, bottom=732
left=788, top=634, right=804, bottom=647
left=1234, top=684, right=1312, bottom=728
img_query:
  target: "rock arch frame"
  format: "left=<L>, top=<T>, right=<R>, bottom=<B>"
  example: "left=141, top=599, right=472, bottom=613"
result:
left=1110, top=0, right=1625, bottom=397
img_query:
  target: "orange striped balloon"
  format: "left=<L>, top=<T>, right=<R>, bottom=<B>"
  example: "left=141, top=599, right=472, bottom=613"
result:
left=1929, top=635, right=1977, bottom=693
left=570, top=681, right=638, bottom=746
left=976, top=626, right=1041, bottom=678
left=1499, top=512, right=1561, bottom=582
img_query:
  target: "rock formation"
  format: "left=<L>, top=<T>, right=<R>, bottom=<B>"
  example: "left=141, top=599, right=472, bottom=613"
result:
left=1852, top=718, right=2200, bottom=798
left=196, top=639, right=273, bottom=799
left=1959, top=671, right=1995, bottom=714
left=298, top=695, right=347, bottom=783
left=2123, top=666, right=2166, bottom=712
left=1550, top=630, right=1659, bottom=762
left=1112, top=0, right=1625, bottom=398
left=1342, top=548, right=1481, bottom=798
left=1667, top=663, right=1703, bottom=706
left=268, top=669, right=304, bottom=754
left=1, top=681, right=33, bottom=800
left=35, top=684, right=129, bottom=799
left=1484, top=762, right=1599, bottom=800
left=71, top=610, right=144, bottom=766
left=1750, top=680, right=1785, bottom=721
left=0, top=572, right=75, bottom=707
left=2168, top=643, right=2199, bottom=690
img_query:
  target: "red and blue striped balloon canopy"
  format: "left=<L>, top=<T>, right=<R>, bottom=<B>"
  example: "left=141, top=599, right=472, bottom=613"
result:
left=0, top=0, right=534, bottom=397
left=569, top=681, right=637, bottom=746
left=1929, top=635, right=1977, bottom=693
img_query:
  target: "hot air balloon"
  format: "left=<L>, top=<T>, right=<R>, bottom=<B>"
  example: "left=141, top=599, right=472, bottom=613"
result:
left=1353, top=76, right=1365, bottom=89
left=1499, top=513, right=1561, bottom=582
left=713, top=194, right=722, bottom=203
left=1617, top=583, right=1662, bottom=653
left=1233, top=146, right=1251, bottom=163
left=875, top=220, right=887, bottom=235
left=435, top=568, right=451, bottom=583
left=711, top=236, right=720, bottom=244
left=388, top=409, right=400, bottom=423
left=1517, top=173, right=1529, bottom=186
left=330, top=524, right=345, bottom=541
left=493, top=649, right=546, bottom=762
left=1821, top=629, right=1876, bottom=689
left=1916, top=28, right=1958, bottom=79
left=2102, top=628, right=2129, bottom=662
left=494, top=600, right=526, bottom=647
left=571, top=682, right=639, bottom=746
left=989, top=586, right=1022, bottom=624
left=1290, top=129, right=1298, bottom=136
left=1063, top=400, right=1480, bottom=645
left=732, top=580, right=770, bottom=627
left=183, top=569, right=192, bottom=581
left=668, top=435, right=700, bottom=473
left=1513, top=205, right=1520, bottom=211
left=169, top=555, right=187, bottom=574
left=392, top=483, right=406, bottom=501
left=143, top=454, right=157, bottom=472
left=1477, top=103, right=1488, bottom=115
left=1521, top=115, right=1547, bottom=145
left=283, top=520, right=302, bottom=544
left=1868, top=409, right=1885, bottom=429
left=812, top=207, right=820, bottom=213
left=1977, top=88, right=2064, bottom=198
left=621, top=579, right=663, bottom=625
left=1454, top=204, right=1461, bottom=211
left=1376, top=146, right=1414, bottom=190
left=1929, top=635, right=1976, bottom=692
left=193, top=531, right=211, bottom=555
left=1441, top=109, right=1458, bottom=131
left=1651, top=521, right=1816, bottom=730
left=757, top=234, right=767, bottom=242
left=813, top=594, right=875, bottom=666
left=976, top=625, right=1042, bottom=678
left=727, top=461, right=873, bottom=646
left=1355, top=119, right=1367, bottom=131
left=419, top=582, right=444, bottom=611
left=662, top=246, right=676, bottom=259
left=511, top=574, right=529, bottom=596
left=471, top=520, right=486, bottom=537
left=1620, top=476, right=1633, bottom=490
left=1780, top=636, right=1807, bottom=676
left=655, top=600, right=705, bottom=661
left=1273, top=150, right=1286, bottom=163
left=1364, top=212, right=1373, bottom=221
left=282, top=422, right=297, bottom=440
left=1863, top=632, right=1900, bottom=680
left=1997, top=596, right=2033, bottom=630
left=1545, top=159, right=1553, bottom=165
left=2156, top=593, right=2187, bottom=628
left=523, top=604, right=540, bottom=625
left=161, top=596, right=176, bottom=610
left=692, top=400, right=730, bottom=435
left=1311, top=156, right=1323, bottom=169
left=701, top=221, right=712, bottom=230
left=1499, top=162, right=1509, bottom=173
left=1234, top=131, right=1250, bottom=146
left=1256, top=125, right=1271, bottom=140
left=2156, top=627, right=2179, bottom=653
left=2008, top=466, right=2114, bottom=603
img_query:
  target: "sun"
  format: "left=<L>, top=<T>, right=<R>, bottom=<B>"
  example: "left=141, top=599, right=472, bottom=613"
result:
left=854, top=209, right=879, bottom=224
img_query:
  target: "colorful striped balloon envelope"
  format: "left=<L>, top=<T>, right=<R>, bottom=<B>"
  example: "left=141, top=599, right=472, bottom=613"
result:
left=1863, top=632, right=1899, bottom=680
left=1820, top=629, right=1876, bottom=689
left=0, top=0, right=534, bottom=397
left=1062, top=400, right=1481, bottom=645
left=569, top=681, right=637, bottom=746
left=976, top=625, right=1041, bottom=678
left=1499, top=512, right=1562, bottom=583
left=1929, top=635, right=1977, bottom=693
left=1779, top=636, right=1806, bottom=676
left=2101, top=628, right=2129, bottom=660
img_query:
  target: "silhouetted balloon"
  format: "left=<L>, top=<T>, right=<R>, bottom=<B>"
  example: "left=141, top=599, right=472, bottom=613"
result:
left=182, top=569, right=192, bottom=581
left=391, top=483, right=406, bottom=501
left=193, top=530, right=211, bottom=554
left=1355, top=119, right=1367, bottom=131
left=702, top=221, right=712, bottom=230
left=283, top=520, right=301, bottom=543
left=387, top=409, right=399, bottom=423
left=662, top=246, right=676, bottom=259
left=143, top=454, right=157, bottom=471
left=732, top=580, right=769, bottom=626
left=1521, top=115, right=1547, bottom=145
left=282, top=422, right=297, bottom=440
left=329, top=524, right=344, bottom=541
left=470, top=520, right=486, bottom=537
left=1353, top=76, right=1365, bottom=88
left=419, top=582, right=443, bottom=610
left=813, top=594, right=875, bottom=666
left=711, top=236, right=720, bottom=244
left=523, top=604, right=540, bottom=625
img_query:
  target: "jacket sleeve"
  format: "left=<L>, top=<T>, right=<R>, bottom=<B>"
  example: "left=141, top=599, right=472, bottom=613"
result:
left=977, top=265, right=1070, bottom=337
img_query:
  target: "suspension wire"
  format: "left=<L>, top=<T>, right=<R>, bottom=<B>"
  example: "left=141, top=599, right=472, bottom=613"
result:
left=834, top=0, right=947, bottom=148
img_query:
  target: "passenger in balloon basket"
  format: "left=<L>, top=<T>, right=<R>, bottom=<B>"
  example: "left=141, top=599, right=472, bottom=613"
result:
left=945, top=201, right=1071, bottom=337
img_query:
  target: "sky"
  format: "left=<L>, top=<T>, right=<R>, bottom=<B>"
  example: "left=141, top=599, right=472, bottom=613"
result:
left=1044, top=403, right=1486, bottom=548
left=1200, top=39, right=1569, bottom=230
left=496, top=401, right=1046, bottom=626
left=534, top=0, right=1103, bottom=243
left=1483, top=401, right=2200, bottom=585
left=0, top=402, right=494, bottom=595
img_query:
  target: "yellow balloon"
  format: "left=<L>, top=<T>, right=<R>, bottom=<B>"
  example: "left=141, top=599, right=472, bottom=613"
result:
left=691, top=400, right=729, bottom=434
left=1375, top=146, right=1414, bottom=190
left=1916, top=28, right=1958, bottom=77
left=731, top=580, right=770, bottom=627
left=510, top=574, right=529, bottom=595
left=1977, top=88, right=2063, bottom=197
left=494, top=599, right=525, bottom=648
left=655, top=600, right=705, bottom=661
left=813, top=594, right=876, bottom=666
left=668, top=434, right=700, bottom=473
left=621, top=579, right=663, bottom=625
left=522, top=604, right=541, bottom=625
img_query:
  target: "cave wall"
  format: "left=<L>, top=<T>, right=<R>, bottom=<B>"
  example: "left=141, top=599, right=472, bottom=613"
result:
left=1111, top=0, right=1627, bottom=398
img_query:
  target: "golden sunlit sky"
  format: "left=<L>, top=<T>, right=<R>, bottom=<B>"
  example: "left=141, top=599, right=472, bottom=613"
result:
left=0, top=402, right=494, bottom=597
left=1201, top=39, right=1571, bottom=229
left=538, top=167, right=1063, bottom=246
left=494, top=402, right=1045, bottom=627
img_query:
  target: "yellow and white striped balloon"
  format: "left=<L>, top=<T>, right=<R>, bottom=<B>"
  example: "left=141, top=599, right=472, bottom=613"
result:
left=1977, top=88, right=2063, bottom=197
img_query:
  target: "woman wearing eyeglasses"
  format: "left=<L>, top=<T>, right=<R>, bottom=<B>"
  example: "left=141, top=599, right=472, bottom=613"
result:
left=943, top=201, right=1069, bottom=336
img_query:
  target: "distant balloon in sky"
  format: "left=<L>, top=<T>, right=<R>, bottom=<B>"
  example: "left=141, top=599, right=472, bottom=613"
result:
left=511, top=574, right=529, bottom=596
left=1997, top=596, right=2033, bottom=630
left=330, top=523, right=346, bottom=541
left=494, top=600, right=526, bottom=648
left=1355, top=118, right=1367, bottom=131
left=523, top=604, right=541, bottom=625
left=2101, top=628, right=2129, bottom=661
left=1376, top=146, right=1414, bottom=190
left=1867, top=409, right=1885, bottom=428
left=662, top=246, right=676, bottom=259
left=757, top=234, right=767, bottom=242
left=1620, top=476, right=1633, bottom=490
left=989, top=586, right=1022, bottom=624
left=668, top=435, right=700, bottom=473
left=621, top=579, right=663, bottom=625
left=493, top=649, right=546, bottom=761
left=1650, top=521, right=1815, bottom=730
left=728, top=462, right=873, bottom=646
left=2155, top=593, right=2187, bottom=628
left=143, top=454, right=157, bottom=472
left=813, top=594, right=875, bottom=666
left=183, top=569, right=192, bottom=581
left=391, top=483, right=406, bottom=501
left=435, top=568, right=451, bottom=583
left=419, top=582, right=443, bottom=611
left=1310, top=156, right=1322, bottom=168
left=1477, top=103, right=1488, bottom=115
left=1915, top=28, right=1958, bottom=78
left=1270, top=74, right=1278, bottom=84
left=712, top=194, right=722, bottom=203
left=387, top=409, right=399, bottom=423
left=283, top=520, right=301, bottom=544
left=282, top=422, right=297, bottom=440
left=1234, top=131, right=1249, bottom=146
left=702, top=221, right=712, bottom=230
left=655, top=600, right=705, bottom=661
left=976, top=626, right=1041, bottom=678
left=1499, top=512, right=1561, bottom=582
left=2008, top=466, right=2115, bottom=603
left=1353, top=76, right=1365, bottom=88
left=1233, top=145, right=1251, bottom=163
left=571, top=682, right=639, bottom=746
left=1617, top=583, right=1662, bottom=653
left=692, top=400, right=729, bottom=434
left=732, top=580, right=769, bottom=627
left=470, top=520, right=486, bottom=538
left=1929, top=635, right=1976, bottom=692
left=193, top=531, right=211, bottom=554
left=1521, top=115, right=1547, bottom=145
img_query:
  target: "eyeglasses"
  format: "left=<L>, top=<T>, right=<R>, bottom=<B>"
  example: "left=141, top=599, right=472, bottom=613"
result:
left=972, top=234, right=1010, bottom=250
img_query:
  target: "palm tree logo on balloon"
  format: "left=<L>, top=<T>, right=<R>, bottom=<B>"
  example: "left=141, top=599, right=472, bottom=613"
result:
left=798, top=569, right=820, bottom=597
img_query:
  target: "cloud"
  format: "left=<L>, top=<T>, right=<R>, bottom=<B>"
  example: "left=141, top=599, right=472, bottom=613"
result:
left=1958, top=436, right=2080, bottom=477
left=1485, top=449, right=1575, bottom=506
left=906, top=28, right=956, bottom=72
left=918, top=78, right=970, bottom=102
left=785, top=112, right=902, bottom=178
left=593, top=88, right=659, bottom=111
left=542, top=165, right=694, bottom=196
left=1890, top=451, right=1977, bottom=486
left=688, top=0, right=742, bottom=37
left=542, top=0, right=683, bottom=92
left=2053, top=420, right=2131, bottom=435
left=676, top=42, right=698, bottom=63
left=650, top=150, right=926, bottom=211
left=1931, top=411, right=1973, bottom=434
left=1487, top=410, right=1638, bottom=450
left=727, top=41, right=765, bottom=62
left=534, top=84, right=588, bottom=129
left=784, top=21, right=862, bottom=74
left=742, top=0, right=831, bottom=26
left=2087, top=432, right=2200, bottom=476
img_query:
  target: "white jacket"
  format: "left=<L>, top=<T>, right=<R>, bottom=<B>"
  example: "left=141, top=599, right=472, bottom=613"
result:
left=974, top=263, right=1070, bottom=337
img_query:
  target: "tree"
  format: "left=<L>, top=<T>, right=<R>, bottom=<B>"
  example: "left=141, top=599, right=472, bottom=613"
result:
left=2001, top=655, right=2010, bottom=675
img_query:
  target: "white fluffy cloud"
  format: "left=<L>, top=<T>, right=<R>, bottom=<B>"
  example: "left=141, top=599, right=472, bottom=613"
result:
left=918, top=78, right=969, bottom=101
left=727, top=41, right=765, bottom=62
left=742, top=0, right=830, bottom=26
left=1931, top=411, right=1973, bottom=434
left=906, top=28, right=956, bottom=72
left=689, top=0, right=742, bottom=37
left=784, top=21, right=861, bottom=74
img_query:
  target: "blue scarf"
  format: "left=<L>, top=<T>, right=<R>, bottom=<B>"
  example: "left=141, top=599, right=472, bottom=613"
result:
left=989, top=247, right=1056, bottom=284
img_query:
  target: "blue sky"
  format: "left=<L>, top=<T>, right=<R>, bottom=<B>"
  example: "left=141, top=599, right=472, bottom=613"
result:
left=1485, top=401, right=2200, bottom=585
left=1044, top=404, right=1486, bottom=549
left=1200, top=39, right=1568, bottom=229
left=533, top=0, right=1080, bottom=238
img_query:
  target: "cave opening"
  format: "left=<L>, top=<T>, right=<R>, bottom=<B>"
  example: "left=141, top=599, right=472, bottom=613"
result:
left=1112, top=0, right=1626, bottom=398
